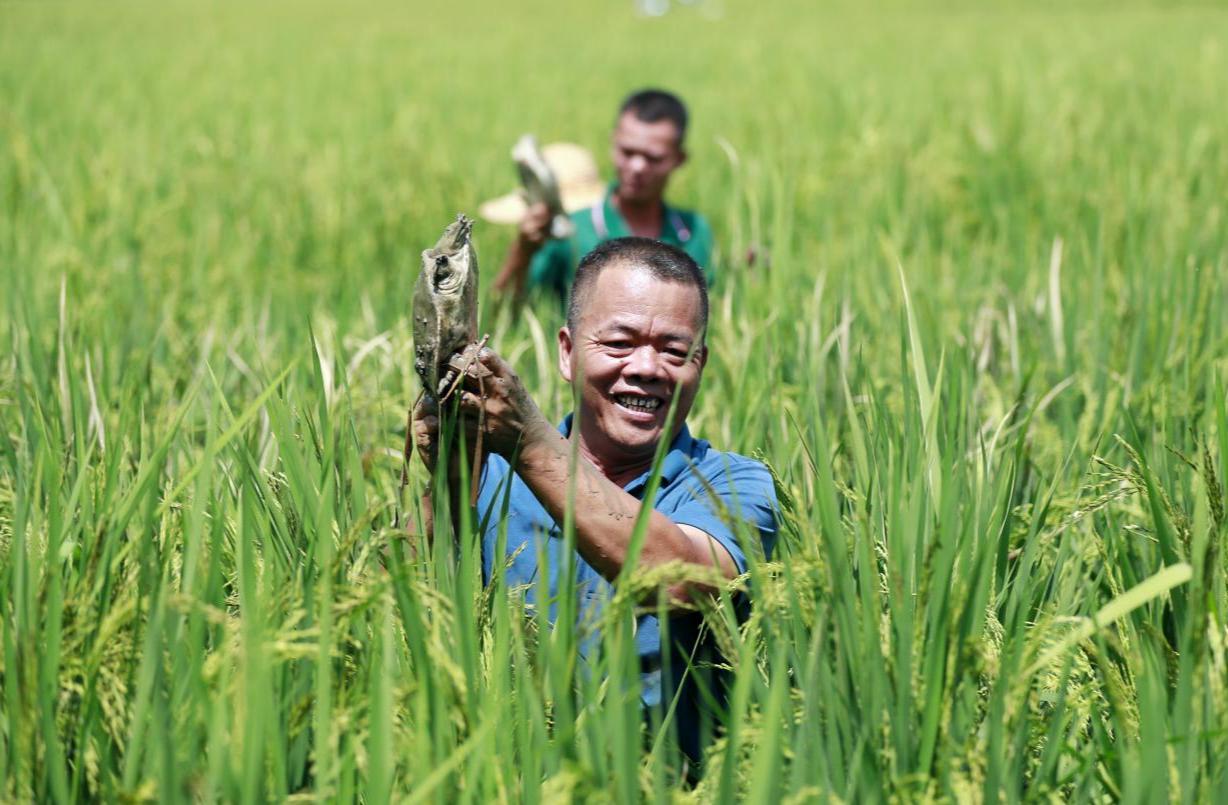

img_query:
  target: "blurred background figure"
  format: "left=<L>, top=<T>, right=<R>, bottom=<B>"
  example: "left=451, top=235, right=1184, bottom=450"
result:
left=486, top=89, right=713, bottom=307
left=633, top=0, right=723, bottom=19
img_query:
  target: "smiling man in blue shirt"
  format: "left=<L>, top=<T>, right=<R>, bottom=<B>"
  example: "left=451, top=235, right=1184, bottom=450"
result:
left=415, top=237, right=776, bottom=766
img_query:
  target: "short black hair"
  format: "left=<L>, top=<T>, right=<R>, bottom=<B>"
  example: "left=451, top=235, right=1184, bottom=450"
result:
left=567, top=237, right=708, bottom=337
left=619, top=88, right=688, bottom=146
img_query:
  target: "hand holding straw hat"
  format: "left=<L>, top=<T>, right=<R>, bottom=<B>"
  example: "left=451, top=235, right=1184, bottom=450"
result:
left=479, top=137, right=606, bottom=239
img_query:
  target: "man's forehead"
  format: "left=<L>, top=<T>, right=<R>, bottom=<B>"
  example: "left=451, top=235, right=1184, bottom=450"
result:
left=592, top=262, right=698, bottom=301
left=577, top=265, right=703, bottom=332
left=613, top=114, right=681, bottom=150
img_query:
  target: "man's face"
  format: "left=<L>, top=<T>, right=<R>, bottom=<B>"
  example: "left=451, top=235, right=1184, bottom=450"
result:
left=559, top=264, right=707, bottom=466
left=610, top=112, right=686, bottom=205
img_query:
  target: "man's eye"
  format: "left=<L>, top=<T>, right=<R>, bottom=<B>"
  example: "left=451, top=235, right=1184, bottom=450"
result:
left=606, top=341, right=632, bottom=350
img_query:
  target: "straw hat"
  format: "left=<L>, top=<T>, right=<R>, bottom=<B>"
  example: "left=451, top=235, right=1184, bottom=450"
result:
left=479, top=142, right=606, bottom=225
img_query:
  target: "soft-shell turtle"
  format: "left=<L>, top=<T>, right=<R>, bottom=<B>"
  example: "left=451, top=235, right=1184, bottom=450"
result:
left=408, top=214, right=488, bottom=508
left=413, top=214, right=480, bottom=399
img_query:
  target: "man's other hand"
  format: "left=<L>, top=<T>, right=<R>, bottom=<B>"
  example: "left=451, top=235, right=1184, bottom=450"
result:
left=412, top=395, right=439, bottom=474
left=518, top=201, right=552, bottom=250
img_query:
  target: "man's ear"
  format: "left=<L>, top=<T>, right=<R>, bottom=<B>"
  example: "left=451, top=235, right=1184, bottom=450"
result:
left=558, top=326, right=574, bottom=382
left=675, top=146, right=688, bottom=169
left=696, top=343, right=708, bottom=372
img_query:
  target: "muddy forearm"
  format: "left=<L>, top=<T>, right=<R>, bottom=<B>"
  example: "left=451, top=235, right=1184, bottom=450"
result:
left=513, top=430, right=711, bottom=583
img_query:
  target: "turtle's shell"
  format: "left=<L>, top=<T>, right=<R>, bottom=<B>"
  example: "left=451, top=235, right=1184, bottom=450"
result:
left=413, top=215, right=479, bottom=396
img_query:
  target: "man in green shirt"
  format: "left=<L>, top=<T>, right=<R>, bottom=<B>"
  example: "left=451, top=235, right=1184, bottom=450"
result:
left=490, top=89, right=714, bottom=303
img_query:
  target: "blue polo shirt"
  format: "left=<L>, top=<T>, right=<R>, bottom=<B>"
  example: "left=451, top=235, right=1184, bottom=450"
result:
left=475, top=417, right=778, bottom=759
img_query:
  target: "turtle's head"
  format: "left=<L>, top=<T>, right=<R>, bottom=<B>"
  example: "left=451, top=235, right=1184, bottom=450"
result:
left=437, top=214, right=474, bottom=252
left=421, top=214, right=476, bottom=295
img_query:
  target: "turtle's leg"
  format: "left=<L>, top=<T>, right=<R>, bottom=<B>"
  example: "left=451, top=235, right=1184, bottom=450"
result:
left=436, top=367, right=459, bottom=401
left=470, top=372, right=486, bottom=507
left=397, top=389, right=425, bottom=529
left=433, top=335, right=491, bottom=506
left=439, top=334, right=491, bottom=402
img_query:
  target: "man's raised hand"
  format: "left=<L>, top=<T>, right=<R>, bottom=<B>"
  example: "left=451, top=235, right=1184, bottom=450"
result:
left=457, top=347, right=554, bottom=458
left=517, top=201, right=552, bottom=250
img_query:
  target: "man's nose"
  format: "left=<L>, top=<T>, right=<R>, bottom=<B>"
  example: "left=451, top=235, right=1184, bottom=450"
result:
left=628, top=154, right=647, bottom=174
left=624, top=346, right=666, bottom=380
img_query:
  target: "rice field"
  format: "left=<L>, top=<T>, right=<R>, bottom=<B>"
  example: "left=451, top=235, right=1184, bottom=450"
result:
left=2, top=0, right=1227, bottom=800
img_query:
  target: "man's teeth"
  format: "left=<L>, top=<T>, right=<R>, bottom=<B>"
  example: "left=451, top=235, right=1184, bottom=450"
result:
left=615, top=395, right=661, bottom=413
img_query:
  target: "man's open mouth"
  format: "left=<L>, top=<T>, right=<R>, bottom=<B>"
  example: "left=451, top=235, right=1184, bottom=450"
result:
left=614, top=394, right=662, bottom=414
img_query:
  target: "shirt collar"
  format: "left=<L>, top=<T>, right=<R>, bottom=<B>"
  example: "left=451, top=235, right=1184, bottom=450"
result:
left=557, top=414, right=696, bottom=495
left=599, top=183, right=685, bottom=243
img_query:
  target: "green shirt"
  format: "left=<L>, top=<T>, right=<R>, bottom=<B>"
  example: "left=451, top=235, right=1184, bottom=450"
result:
left=528, top=184, right=714, bottom=300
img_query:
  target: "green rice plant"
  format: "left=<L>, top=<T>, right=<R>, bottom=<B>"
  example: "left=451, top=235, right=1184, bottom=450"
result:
left=2, top=0, right=1227, bottom=801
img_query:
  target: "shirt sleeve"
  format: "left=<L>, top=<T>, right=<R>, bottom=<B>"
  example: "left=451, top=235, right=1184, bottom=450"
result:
left=527, top=238, right=572, bottom=299
left=667, top=457, right=778, bottom=574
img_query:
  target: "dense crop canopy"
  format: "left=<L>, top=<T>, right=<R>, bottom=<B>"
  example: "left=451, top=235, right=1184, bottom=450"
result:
left=1, top=0, right=1226, bottom=800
